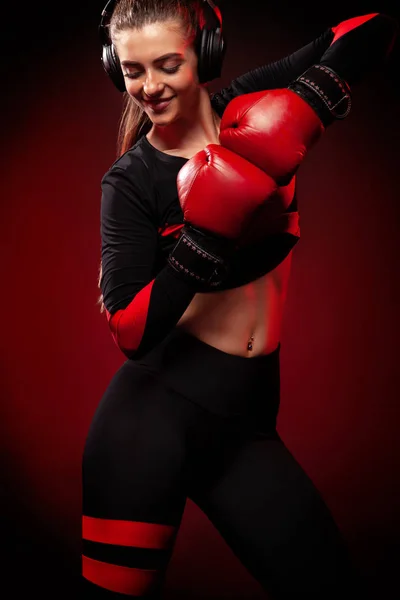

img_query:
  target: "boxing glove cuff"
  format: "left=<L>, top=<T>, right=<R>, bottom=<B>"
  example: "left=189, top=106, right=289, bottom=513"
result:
left=168, top=224, right=235, bottom=291
left=288, top=64, right=352, bottom=126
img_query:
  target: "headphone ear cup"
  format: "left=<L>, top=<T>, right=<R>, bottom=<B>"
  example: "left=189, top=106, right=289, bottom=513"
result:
left=197, top=28, right=226, bottom=84
left=102, top=44, right=126, bottom=92
left=197, top=29, right=207, bottom=84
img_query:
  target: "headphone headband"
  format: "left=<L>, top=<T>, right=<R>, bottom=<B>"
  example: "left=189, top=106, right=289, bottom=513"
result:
left=99, top=0, right=118, bottom=47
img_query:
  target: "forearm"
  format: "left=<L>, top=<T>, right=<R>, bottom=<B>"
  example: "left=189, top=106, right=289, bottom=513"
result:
left=288, top=13, right=398, bottom=127
left=105, top=264, right=195, bottom=359
left=212, top=28, right=334, bottom=116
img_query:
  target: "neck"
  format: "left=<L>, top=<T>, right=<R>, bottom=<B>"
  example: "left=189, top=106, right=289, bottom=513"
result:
left=147, top=87, right=221, bottom=153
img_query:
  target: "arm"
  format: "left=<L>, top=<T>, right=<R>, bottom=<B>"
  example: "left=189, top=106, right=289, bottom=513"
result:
left=100, top=167, right=195, bottom=359
left=212, top=12, right=398, bottom=116
left=214, top=13, right=398, bottom=288
left=288, top=12, right=398, bottom=126
left=211, top=28, right=335, bottom=113
left=219, top=12, right=398, bottom=177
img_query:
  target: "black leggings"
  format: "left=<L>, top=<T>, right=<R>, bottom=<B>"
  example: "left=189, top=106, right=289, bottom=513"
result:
left=82, top=328, right=356, bottom=598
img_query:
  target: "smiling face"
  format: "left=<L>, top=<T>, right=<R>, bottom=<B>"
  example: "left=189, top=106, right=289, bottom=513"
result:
left=113, top=19, right=201, bottom=127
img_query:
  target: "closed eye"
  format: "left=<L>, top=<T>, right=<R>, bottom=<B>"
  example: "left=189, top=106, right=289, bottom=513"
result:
left=163, top=65, right=181, bottom=74
left=124, top=65, right=181, bottom=79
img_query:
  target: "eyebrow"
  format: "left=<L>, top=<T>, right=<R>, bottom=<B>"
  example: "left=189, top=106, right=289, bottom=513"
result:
left=121, top=53, right=183, bottom=67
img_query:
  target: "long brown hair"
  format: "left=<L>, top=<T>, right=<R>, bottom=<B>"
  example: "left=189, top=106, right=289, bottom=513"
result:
left=97, top=0, right=207, bottom=313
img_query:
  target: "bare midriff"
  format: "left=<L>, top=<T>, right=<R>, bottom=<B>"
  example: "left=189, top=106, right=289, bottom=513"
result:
left=177, top=252, right=293, bottom=357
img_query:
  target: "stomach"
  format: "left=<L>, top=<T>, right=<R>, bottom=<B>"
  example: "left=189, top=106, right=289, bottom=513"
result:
left=176, top=252, right=293, bottom=357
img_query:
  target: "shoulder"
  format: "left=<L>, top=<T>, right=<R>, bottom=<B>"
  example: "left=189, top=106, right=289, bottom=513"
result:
left=100, top=137, right=157, bottom=219
left=101, top=137, right=153, bottom=190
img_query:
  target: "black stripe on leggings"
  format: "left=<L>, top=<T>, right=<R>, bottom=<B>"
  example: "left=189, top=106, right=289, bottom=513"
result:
left=82, top=539, right=172, bottom=570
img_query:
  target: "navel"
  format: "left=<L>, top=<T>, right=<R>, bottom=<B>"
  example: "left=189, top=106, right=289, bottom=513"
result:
left=247, top=334, right=255, bottom=352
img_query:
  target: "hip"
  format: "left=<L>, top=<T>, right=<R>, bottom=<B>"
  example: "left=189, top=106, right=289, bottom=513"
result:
left=134, top=326, right=281, bottom=420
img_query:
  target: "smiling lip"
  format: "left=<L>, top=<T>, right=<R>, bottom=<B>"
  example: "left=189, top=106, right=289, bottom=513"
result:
left=145, top=97, right=175, bottom=111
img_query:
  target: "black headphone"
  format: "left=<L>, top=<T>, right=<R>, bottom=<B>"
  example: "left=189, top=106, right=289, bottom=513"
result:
left=98, top=0, right=226, bottom=92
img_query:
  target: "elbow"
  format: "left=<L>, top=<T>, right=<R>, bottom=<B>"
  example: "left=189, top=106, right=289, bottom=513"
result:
left=105, top=308, right=129, bottom=355
left=375, top=13, right=399, bottom=57
left=106, top=307, right=146, bottom=359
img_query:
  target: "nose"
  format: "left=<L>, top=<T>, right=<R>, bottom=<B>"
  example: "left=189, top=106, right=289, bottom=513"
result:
left=143, top=70, right=164, bottom=97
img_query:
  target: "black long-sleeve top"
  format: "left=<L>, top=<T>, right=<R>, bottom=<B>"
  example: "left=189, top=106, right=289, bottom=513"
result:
left=99, top=16, right=397, bottom=359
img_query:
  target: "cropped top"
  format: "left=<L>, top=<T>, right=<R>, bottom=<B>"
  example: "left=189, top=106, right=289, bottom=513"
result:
left=99, top=16, right=396, bottom=359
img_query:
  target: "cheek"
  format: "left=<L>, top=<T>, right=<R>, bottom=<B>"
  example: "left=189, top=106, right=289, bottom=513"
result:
left=125, top=81, right=142, bottom=98
left=174, top=66, right=199, bottom=95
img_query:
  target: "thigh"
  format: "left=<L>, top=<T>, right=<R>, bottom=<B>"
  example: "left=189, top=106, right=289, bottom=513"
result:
left=192, top=431, right=356, bottom=599
left=82, top=362, right=191, bottom=597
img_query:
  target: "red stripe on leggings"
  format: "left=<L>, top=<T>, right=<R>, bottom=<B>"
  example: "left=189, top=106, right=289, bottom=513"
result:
left=82, top=516, right=176, bottom=549
left=82, top=555, right=159, bottom=596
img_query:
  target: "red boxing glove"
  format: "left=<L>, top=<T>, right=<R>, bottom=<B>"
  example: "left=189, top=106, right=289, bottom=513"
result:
left=176, top=144, right=276, bottom=239
left=168, top=144, right=277, bottom=290
left=219, top=88, right=324, bottom=185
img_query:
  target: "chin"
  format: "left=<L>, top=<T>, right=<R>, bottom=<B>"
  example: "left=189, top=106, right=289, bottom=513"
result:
left=153, top=112, right=179, bottom=127
left=151, top=117, right=173, bottom=128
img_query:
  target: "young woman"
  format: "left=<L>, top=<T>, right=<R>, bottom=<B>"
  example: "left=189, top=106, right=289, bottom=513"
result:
left=82, top=1, right=397, bottom=597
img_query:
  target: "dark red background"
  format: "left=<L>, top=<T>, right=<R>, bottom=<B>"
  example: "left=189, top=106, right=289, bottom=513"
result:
left=1, top=1, right=399, bottom=597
